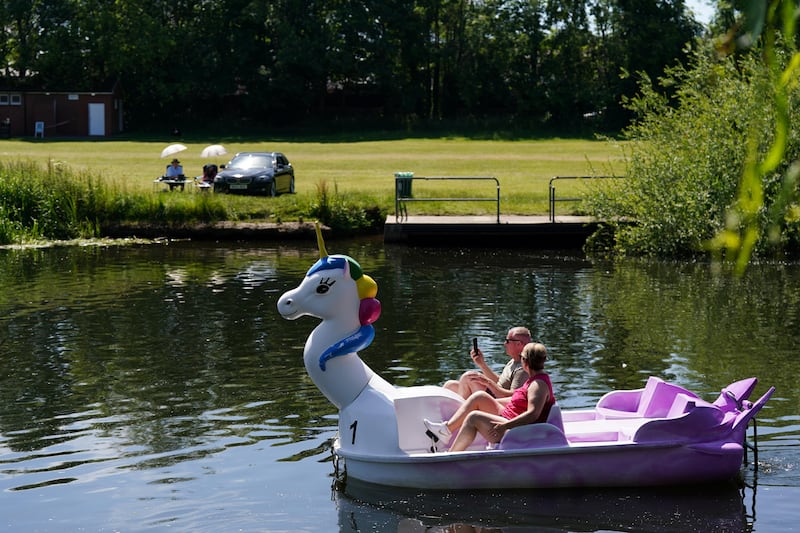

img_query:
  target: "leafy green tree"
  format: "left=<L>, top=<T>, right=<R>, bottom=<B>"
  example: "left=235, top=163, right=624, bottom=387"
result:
left=540, top=0, right=596, bottom=128
left=603, top=0, right=702, bottom=128
left=449, top=0, right=546, bottom=118
left=586, top=37, right=800, bottom=259
left=0, top=0, right=41, bottom=82
left=502, top=0, right=548, bottom=118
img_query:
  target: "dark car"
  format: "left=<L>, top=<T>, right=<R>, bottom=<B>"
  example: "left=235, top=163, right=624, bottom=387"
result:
left=213, top=152, right=295, bottom=196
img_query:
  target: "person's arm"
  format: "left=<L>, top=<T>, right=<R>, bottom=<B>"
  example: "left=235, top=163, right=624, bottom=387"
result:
left=488, top=384, right=514, bottom=398
left=471, top=347, right=499, bottom=382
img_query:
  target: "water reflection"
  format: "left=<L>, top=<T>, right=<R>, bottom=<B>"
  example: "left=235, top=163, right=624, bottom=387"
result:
left=336, top=478, right=752, bottom=533
left=0, top=241, right=798, bottom=531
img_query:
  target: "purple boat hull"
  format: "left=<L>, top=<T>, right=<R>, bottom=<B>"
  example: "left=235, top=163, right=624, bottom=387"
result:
left=340, top=441, right=744, bottom=489
left=334, top=377, right=774, bottom=489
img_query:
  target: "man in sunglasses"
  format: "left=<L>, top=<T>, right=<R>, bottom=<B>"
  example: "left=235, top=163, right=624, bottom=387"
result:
left=443, top=326, right=532, bottom=399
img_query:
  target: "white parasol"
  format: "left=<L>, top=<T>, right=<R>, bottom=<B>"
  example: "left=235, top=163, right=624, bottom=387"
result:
left=200, top=144, right=227, bottom=158
left=160, top=143, right=188, bottom=158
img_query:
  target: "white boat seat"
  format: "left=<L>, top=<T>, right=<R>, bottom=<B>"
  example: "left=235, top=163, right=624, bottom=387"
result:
left=393, top=388, right=464, bottom=453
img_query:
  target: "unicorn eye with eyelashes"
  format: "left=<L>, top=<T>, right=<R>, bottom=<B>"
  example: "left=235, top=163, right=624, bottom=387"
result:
left=316, top=278, right=336, bottom=294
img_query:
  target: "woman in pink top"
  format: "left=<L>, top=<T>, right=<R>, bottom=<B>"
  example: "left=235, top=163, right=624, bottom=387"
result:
left=424, top=343, right=555, bottom=452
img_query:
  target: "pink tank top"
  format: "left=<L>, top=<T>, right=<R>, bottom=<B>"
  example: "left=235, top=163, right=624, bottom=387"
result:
left=501, top=373, right=555, bottom=422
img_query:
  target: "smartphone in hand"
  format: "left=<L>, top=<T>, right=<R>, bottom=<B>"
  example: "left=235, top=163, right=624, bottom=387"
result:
left=472, top=337, right=478, bottom=353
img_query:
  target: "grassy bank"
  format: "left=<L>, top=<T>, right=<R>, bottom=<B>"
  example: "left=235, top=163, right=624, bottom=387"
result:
left=0, top=136, right=625, bottom=242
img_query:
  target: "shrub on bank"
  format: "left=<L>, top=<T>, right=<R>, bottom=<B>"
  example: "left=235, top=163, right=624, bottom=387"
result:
left=306, top=181, right=386, bottom=234
left=585, top=40, right=800, bottom=259
left=0, top=160, right=232, bottom=243
left=0, top=160, right=98, bottom=243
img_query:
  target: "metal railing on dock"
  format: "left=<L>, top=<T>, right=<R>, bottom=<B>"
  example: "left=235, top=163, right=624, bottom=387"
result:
left=395, top=175, right=501, bottom=223
left=548, top=175, right=624, bottom=222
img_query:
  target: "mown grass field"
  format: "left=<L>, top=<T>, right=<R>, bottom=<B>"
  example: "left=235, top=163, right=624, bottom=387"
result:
left=0, top=136, right=627, bottom=218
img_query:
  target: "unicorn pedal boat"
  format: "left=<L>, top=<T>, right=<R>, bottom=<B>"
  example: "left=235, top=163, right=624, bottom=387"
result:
left=277, top=227, right=775, bottom=490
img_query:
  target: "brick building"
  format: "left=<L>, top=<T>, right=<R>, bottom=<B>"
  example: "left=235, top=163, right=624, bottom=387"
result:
left=0, top=82, right=123, bottom=138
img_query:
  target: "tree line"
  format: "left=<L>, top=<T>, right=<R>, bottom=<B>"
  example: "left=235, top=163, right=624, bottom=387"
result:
left=0, top=1, right=706, bottom=132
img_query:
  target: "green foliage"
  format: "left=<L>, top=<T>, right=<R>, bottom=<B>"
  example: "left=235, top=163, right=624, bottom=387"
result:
left=585, top=36, right=800, bottom=260
left=0, top=160, right=91, bottom=243
left=306, top=181, right=386, bottom=234
left=0, top=157, right=389, bottom=244
left=0, top=160, right=233, bottom=244
left=706, top=0, right=800, bottom=274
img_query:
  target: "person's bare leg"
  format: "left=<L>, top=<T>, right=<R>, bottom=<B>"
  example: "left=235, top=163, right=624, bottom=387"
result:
left=448, top=371, right=480, bottom=399
left=445, top=371, right=479, bottom=398
left=460, top=373, right=493, bottom=398
left=424, top=390, right=502, bottom=448
left=443, top=380, right=460, bottom=394
left=449, top=411, right=506, bottom=452
left=445, top=391, right=500, bottom=431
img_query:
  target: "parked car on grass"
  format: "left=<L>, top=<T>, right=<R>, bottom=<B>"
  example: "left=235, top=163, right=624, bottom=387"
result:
left=213, top=152, right=295, bottom=196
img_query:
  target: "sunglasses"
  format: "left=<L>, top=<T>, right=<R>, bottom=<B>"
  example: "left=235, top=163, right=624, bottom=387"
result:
left=503, top=338, right=522, bottom=343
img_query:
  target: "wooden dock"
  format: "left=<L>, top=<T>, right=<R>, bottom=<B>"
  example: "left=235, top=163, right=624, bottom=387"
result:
left=383, top=215, right=598, bottom=248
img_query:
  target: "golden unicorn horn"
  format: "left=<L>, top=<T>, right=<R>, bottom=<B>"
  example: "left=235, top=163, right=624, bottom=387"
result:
left=315, top=222, right=329, bottom=258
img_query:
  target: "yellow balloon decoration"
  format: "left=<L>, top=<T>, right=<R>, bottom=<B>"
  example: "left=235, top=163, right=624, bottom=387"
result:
left=357, top=274, right=378, bottom=299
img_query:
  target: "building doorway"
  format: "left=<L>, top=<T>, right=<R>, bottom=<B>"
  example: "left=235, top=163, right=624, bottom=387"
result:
left=88, top=103, right=105, bottom=136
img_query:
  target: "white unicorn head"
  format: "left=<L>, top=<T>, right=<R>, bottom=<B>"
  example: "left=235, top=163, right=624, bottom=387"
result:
left=277, top=224, right=381, bottom=408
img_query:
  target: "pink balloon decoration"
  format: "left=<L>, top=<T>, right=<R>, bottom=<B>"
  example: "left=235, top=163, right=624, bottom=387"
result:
left=359, top=298, right=381, bottom=325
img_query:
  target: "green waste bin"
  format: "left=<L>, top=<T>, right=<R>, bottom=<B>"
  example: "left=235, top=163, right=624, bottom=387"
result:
left=395, top=172, right=413, bottom=198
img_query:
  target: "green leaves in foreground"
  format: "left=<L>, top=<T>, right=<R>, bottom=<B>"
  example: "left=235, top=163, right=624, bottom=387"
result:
left=708, top=0, right=800, bottom=274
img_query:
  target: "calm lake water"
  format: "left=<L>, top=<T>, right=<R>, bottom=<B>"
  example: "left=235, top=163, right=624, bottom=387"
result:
left=1, top=239, right=798, bottom=532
